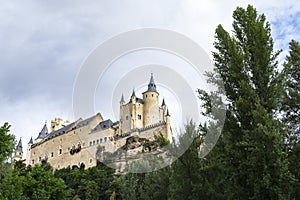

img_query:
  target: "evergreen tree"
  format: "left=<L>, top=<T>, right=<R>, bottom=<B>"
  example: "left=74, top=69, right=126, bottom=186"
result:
left=0, top=122, right=14, bottom=164
left=206, top=5, right=293, bottom=199
left=282, top=40, right=300, bottom=199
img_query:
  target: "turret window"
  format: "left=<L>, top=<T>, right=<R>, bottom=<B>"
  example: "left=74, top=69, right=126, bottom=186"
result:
left=138, top=114, right=142, bottom=120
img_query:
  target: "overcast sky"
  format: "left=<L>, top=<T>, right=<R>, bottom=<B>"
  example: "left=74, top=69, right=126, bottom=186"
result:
left=1, top=0, right=299, bottom=153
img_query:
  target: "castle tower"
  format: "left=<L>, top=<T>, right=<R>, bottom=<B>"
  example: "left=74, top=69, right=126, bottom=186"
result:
left=142, top=73, right=159, bottom=127
left=14, top=138, right=23, bottom=162
left=165, top=109, right=172, bottom=142
left=160, top=98, right=167, bottom=122
left=25, top=137, right=33, bottom=165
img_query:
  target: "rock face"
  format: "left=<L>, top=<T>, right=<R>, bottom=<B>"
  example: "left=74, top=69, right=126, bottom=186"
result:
left=121, top=135, right=162, bottom=153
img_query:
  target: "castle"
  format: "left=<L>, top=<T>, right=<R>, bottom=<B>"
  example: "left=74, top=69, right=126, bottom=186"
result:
left=13, top=74, right=172, bottom=170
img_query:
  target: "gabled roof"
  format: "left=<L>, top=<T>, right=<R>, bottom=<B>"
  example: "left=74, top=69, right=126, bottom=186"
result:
left=36, top=123, right=48, bottom=139
left=45, top=121, right=76, bottom=141
left=16, top=138, right=22, bottom=151
left=93, top=119, right=114, bottom=131
left=75, top=115, right=97, bottom=129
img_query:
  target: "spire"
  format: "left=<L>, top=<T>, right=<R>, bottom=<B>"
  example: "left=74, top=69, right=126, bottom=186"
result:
left=131, top=88, right=136, bottom=97
left=147, top=73, right=157, bottom=92
left=16, top=138, right=22, bottom=151
left=120, top=93, right=125, bottom=103
left=28, top=137, right=33, bottom=145
left=162, top=98, right=166, bottom=106
left=166, top=109, right=170, bottom=116
left=37, top=122, right=48, bottom=139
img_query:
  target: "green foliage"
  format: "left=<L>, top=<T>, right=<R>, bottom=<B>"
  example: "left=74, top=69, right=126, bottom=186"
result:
left=282, top=40, right=300, bottom=135
left=0, top=122, right=15, bottom=164
left=206, top=4, right=294, bottom=199
left=0, top=164, right=69, bottom=200
left=54, top=162, right=115, bottom=199
left=154, top=132, right=169, bottom=146
left=282, top=40, right=300, bottom=199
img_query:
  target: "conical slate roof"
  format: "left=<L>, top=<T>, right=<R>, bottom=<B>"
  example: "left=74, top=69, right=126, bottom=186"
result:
left=120, top=93, right=125, bottom=103
left=131, top=89, right=136, bottom=97
left=162, top=98, right=166, bottom=106
left=16, top=138, right=22, bottom=151
left=28, top=137, right=33, bottom=145
left=147, top=73, right=157, bottom=92
left=37, top=123, right=48, bottom=139
left=166, top=109, right=170, bottom=116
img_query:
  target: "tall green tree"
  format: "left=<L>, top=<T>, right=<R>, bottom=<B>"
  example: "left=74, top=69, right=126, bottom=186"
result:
left=0, top=122, right=14, bottom=164
left=282, top=40, right=300, bottom=139
left=282, top=40, right=300, bottom=199
left=206, top=5, right=293, bottom=199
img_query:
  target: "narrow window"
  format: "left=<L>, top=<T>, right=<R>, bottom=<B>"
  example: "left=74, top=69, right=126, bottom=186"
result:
left=59, top=149, right=62, bottom=155
left=32, top=159, right=34, bottom=164
left=51, top=152, right=54, bottom=157
left=100, top=138, right=103, bottom=143
left=104, top=137, right=107, bottom=142
left=96, top=139, right=99, bottom=144
left=90, top=159, right=93, bottom=163
left=89, top=141, right=92, bottom=146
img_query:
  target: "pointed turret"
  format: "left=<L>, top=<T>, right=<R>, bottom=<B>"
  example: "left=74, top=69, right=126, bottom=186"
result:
left=28, top=137, right=33, bottom=145
left=26, top=137, right=33, bottom=166
left=37, top=123, right=48, bottom=139
left=130, top=88, right=137, bottom=104
left=120, top=93, right=125, bottom=104
left=13, top=137, right=23, bottom=162
left=147, top=73, right=157, bottom=92
left=162, top=98, right=166, bottom=106
left=165, top=109, right=172, bottom=143
left=16, top=138, right=22, bottom=151
left=166, top=109, right=170, bottom=116
left=131, top=89, right=136, bottom=97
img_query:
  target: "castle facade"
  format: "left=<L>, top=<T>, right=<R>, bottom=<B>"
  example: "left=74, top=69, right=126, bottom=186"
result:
left=15, top=74, right=172, bottom=170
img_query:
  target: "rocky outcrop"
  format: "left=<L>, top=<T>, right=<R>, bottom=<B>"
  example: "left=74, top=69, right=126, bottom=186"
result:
left=121, top=135, right=162, bottom=153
